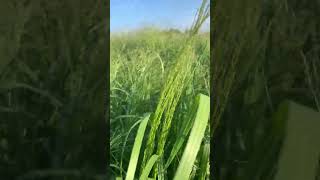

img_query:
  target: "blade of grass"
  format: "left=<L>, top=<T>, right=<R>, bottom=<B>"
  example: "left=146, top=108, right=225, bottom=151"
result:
left=125, top=114, right=151, bottom=180
left=173, top=94, right=210, bottom=180
left=199, top=142, right=210, bottom=180
left=121, top=118, right=143, bottom=177
left=164, top=100, right=198, bottom=169
left=139, top=155, right=159, bottom=180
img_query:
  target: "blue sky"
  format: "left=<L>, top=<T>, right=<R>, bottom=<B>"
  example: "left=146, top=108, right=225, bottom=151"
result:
left=111, top=0, right=210, bottom=32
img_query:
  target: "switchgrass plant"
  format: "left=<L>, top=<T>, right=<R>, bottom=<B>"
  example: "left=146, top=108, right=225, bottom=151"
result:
left=110, top=1, right=210, bottom=179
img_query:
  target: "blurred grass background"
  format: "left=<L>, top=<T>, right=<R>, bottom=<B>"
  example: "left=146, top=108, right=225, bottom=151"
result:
left=211, top=0, right=320, bottom=179
left=0, top=1, right=108, bottom=179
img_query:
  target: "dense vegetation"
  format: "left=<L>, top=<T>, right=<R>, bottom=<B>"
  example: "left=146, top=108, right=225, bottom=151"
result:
left=110, top=29, right=210, bottom=179
left=211, top=0, right=320, bottom=179
left=1, top=0, right=319, bottom=179
left=110, top=4, right=210, bottom=178
left=0, top=1, right=108, bottom=179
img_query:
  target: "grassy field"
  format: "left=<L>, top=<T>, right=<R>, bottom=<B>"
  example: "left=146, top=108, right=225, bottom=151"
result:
left=110, top=5, right=210, bottom=178
left=0, top=1, right=108, bottom=179
left=1, top=0, right=319, bottom=179
left=211, top=0, right=320, bottom=179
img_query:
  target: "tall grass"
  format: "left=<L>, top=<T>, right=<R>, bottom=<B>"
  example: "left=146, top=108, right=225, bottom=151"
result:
left=1, top=0, right=108, bottom=179
left=110, top=1, right=210, bottom=179
left=141, top=2, right=209, bottom=176
left=211, top=0, right=320, bottom=179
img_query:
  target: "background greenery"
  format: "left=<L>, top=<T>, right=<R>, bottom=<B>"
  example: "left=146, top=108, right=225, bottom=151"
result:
left=0, top=1, right=108, bottom=179
left=211, top=0, right=320, bottom=179
left=1, top=0, right=319, bottom=179
left=110, top=28, right=210, bottom=179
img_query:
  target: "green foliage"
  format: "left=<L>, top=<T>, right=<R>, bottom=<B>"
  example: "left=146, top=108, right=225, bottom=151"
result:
left=125, top=114, right=151, bottom=180
left=212, top=0, right=320, bottom=179
left=110, top=27, right=210, bottom=179
left=140, top=155, right=159, bottom=180
left=0, top=0, right=108, bottom=179
left=110, top=1, right=210, bottom=177
left=114, top=94, right=210, bottom=180
left=174, top=94, right=210, bottom=180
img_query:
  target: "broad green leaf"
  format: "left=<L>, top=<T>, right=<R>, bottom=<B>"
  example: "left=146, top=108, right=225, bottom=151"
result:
left=173, top=94, right=210, bottom=180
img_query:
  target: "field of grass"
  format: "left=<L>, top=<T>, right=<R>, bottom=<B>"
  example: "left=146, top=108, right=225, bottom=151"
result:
left=211, top=0, right=320, bottom=179
left=1, top=0, right=319, bottom=179
left=110, top=3, right=210, bottom=178
left=0, top=1, right=108, bottom=179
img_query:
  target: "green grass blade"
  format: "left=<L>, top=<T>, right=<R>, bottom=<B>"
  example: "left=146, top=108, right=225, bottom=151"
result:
left=165, top=101, right=198, bottom=169
left=125, top=114, right=151, bottom=180
left=199, top=142, right=210, bottom=180
left=173, top=94, right=210, bottom=180
left=139, top=155, right=159, bottom=180
left=121, top=119, right=143, bottom=177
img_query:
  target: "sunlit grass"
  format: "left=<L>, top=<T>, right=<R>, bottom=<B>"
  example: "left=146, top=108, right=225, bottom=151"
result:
left=110, top=1, right=210, bottom=179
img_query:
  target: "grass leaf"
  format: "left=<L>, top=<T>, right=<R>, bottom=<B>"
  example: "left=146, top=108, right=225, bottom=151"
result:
left=125, top=114, right=151, bottom=180
left=139, top=155, right=159, bottom=180
left=173, top=94, right=210, bottom=180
